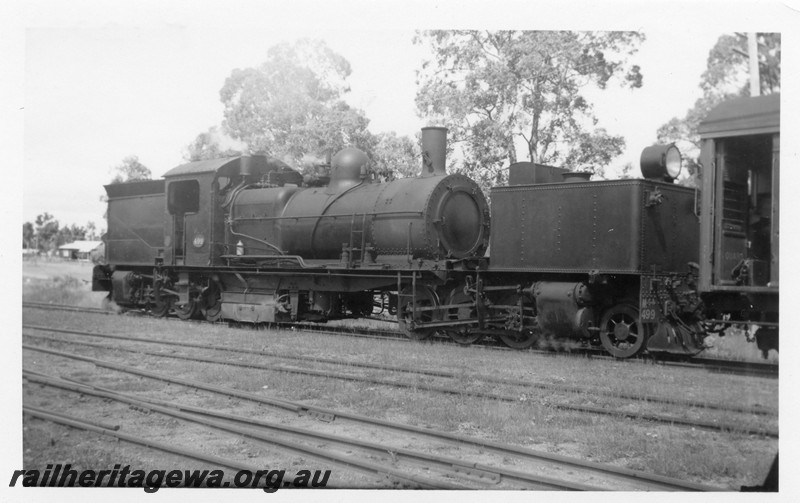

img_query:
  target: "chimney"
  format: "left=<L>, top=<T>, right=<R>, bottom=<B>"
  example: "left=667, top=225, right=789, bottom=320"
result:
left=420, top=127, right=447, bottom=177
left=239, top=155, right=254, bottom=178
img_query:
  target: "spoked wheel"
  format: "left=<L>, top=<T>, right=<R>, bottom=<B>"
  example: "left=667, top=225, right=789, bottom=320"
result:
left=201, top=286, right=223, bottom=322
left=493, top=292, right=540, bottom=349
left=599, top=304, right=648, bottom=358
left=151, top=296, right=173, bottom=318
left=175, top=299, right=200, bottom=321
left=444, top=287, right=482, bottom=345
left=497, top=329, right=540, bottom=349
left=448, top=327, right=483, bottom=345
left=397, top=286, right=439, bottom=341
left=202, top=298, right=223, bottom=322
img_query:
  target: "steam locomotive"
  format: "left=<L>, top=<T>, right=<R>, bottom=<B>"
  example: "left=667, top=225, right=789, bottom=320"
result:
left=93, top=95, right=779, bottom=359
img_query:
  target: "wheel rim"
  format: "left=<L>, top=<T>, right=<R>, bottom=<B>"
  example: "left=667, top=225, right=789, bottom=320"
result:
left=151, top=296, right=172, bottom=318
left=599, top=304, right=647, bottom=358
left=497, top=330, right=540, bottom=349
left=492, top=292, right=539, bottom=349
left=203, top=300, right=222, bottom=322
left=175, top=299, right=199, bottom=320
left=444, top=288, right=482, bottom=345
left=202, top=286, right=223, bottom=322
left=398, top=286, right=438, bottom=340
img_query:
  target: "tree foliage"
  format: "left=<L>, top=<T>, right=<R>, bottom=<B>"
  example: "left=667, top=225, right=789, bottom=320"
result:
left=85, top=221, right=100, bottom=241
left=110, top=155, right=152, bottom=183
left=700, top=33, right=780, bottom=97
left=370, top=132, right=421, bottom=179
left=23, top=221, right=34, bottom=249
left=55, top=224, right=87, bottom=247
left=33, top=212, right=59, bottom=252
left=24, top=216, right=99, bottom=253
left=218, top=39, right=374, bottom=164
left=656, top=33, right=780, bottom=186
left=186, top=39, right=420, bottom=178
left=414, top=30, right=644, bottom=188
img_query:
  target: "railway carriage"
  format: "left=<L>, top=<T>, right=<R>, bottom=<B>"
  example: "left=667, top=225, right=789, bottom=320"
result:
left=696, top=94, right=780, bottom=357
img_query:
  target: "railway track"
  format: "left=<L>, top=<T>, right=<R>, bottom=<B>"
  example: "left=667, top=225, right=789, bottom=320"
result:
left=22, top=301, right=779, bottom=378
left=23, top=326, right=778, bottom=438
left=24, top=372, right=587, bottom=490
left=23, top=324, right=777, bottom=418
left=22, top=352, right=723, bottom=491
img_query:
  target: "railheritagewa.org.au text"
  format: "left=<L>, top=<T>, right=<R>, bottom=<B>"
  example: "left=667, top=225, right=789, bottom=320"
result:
left=9, top=464, right=332, bottom=492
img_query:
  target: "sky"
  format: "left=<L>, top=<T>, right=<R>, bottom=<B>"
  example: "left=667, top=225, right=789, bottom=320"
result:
left=11, top=0, right=797, bottom=231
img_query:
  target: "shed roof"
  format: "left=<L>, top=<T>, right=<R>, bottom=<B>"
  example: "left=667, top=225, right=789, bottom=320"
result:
left=58, top=240, right=103, bottom=253
left=698, top=94, right=780, bottom=138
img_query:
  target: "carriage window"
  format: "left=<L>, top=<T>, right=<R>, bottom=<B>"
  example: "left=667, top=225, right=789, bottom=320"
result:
left=168, top=180, right=200, bottom=214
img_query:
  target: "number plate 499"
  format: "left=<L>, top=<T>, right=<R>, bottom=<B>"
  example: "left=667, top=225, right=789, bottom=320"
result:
left=640, top=295, right=658, bottom=322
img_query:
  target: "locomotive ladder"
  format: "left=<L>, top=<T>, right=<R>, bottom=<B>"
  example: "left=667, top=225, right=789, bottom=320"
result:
left=346, top=212, right=368, bottom=267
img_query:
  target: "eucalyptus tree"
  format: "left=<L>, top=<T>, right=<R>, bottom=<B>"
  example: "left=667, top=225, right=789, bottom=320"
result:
left=110, top=155, right=151, bottom=183
left=656, top=33, right=780, bottom=185
left=218, top=39, right=374, bottom=165
left=414, top=30, right=644, bottom=188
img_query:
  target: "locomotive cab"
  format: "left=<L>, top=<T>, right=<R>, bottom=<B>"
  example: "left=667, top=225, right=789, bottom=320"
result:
left=161, top=155, right=302, bottom=267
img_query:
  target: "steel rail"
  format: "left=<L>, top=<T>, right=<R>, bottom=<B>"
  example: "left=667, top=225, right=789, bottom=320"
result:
left=285, top=322, right=781, bottom=378
left=23, top=302, right=112, bottom=315
left=648, top=356, right=779, bottom=376
left=21, top=407, right=294, bottom=486
left=23, top=324, right=778, bottom=417
left=23, top=404, right=121, bottom=431
left=25, top=371, right=597, bottom=491
left=22, top=302, right=779, bottom=377
left=21, top=403, right=449, bottom=490
left=19, top=342, right=726, bottom=491
left=23, top=335, right=779, bottom=438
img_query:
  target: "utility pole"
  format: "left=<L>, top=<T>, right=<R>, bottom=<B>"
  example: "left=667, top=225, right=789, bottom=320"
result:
left=747, top=33, right=760, bottom=96
left=735, top=32, right=761, bottom=97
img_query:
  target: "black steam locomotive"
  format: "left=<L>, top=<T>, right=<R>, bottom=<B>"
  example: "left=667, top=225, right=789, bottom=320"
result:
left=93, top=95, right=779, bottom=359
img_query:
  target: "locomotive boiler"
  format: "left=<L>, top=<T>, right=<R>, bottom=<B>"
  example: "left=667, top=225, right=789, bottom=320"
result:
left=229, top=127, right=489, bottom=262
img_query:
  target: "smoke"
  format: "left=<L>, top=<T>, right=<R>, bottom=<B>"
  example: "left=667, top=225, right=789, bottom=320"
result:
left=207, top=127, right=249, bottom=154
left=535, top=333, right=583, bottom=352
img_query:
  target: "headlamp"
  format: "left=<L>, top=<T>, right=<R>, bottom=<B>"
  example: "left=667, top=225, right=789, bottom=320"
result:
left=640, top=144, right=682, bottom=182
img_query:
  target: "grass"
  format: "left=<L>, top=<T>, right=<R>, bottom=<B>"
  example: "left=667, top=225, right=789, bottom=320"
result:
left=23, top=257, right=108, bottom=308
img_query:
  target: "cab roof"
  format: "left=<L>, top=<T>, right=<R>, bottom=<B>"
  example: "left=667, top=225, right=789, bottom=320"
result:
left=698, top=93, right=780, bottom=139
left=162, top=155, right=296, bottom=178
